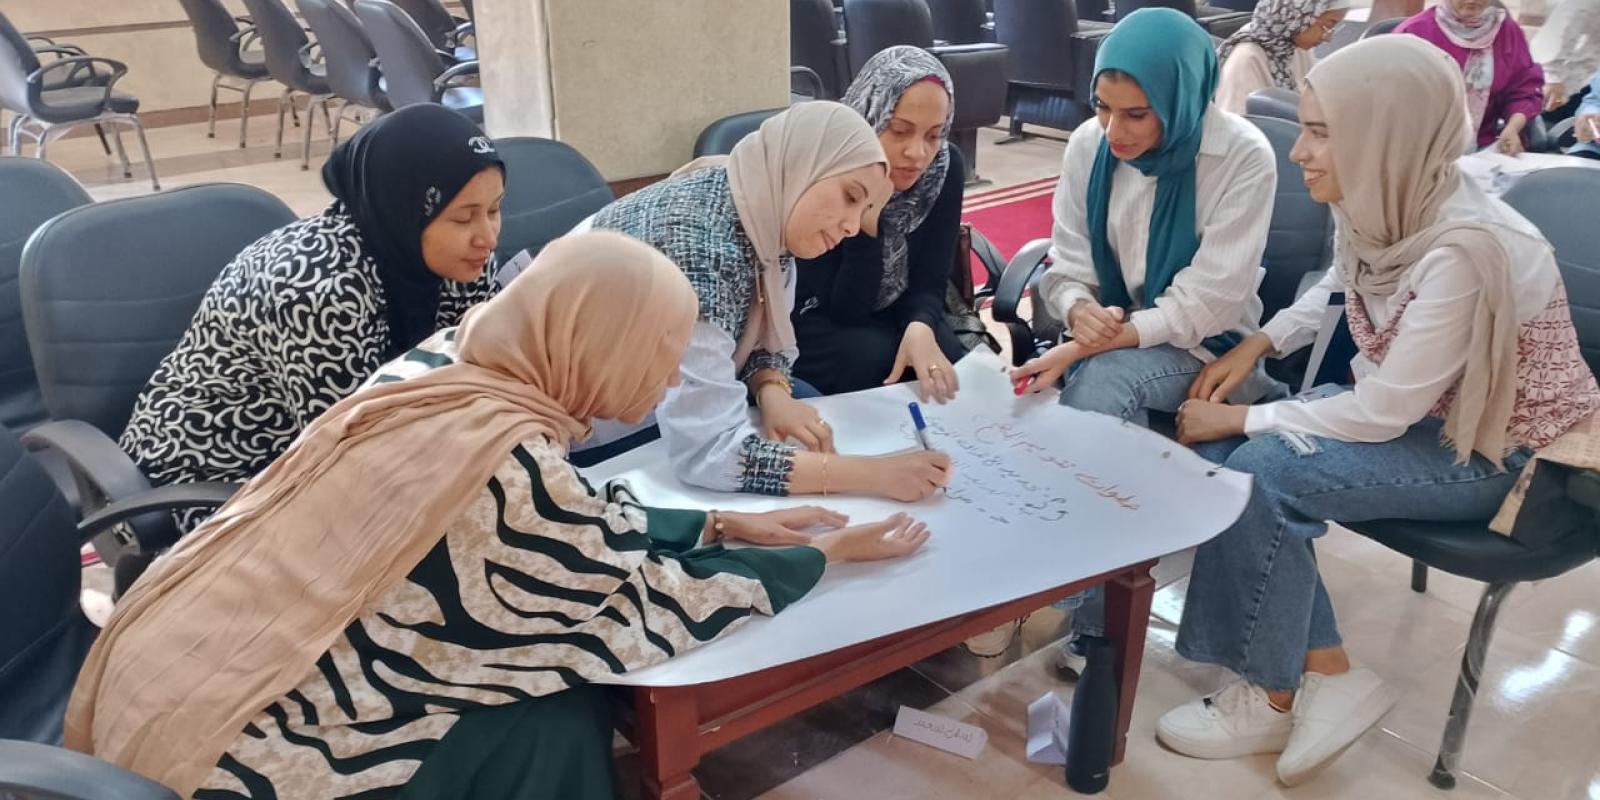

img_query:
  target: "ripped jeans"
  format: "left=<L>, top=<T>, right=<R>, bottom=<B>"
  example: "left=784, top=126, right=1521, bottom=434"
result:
left=1173, top=404, right=1529, bottom=690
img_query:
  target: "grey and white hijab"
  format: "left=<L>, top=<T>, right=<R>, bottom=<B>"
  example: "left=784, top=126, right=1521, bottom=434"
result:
left=841, top=46, right=954, bottom=310
left=1217, top=0, right=1344, bottom=90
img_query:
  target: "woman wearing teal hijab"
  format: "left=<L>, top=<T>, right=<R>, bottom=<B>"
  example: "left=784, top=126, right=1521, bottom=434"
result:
left=1012, top=8, right=1281, bottom=672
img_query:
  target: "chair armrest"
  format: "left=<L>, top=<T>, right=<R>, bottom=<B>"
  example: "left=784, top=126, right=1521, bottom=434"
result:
left=228, top=22, right=260, bottom=46
left=992, top=238, right=1051, bottom=324
left=27, top=56, right=128, bottom=110
left=969, top=226, right=1006, bottom=296
left=298, top=40, right=323, bottom=69
left=1548, top=117, right=1577, bottom=144
left=21, top=420, right=152, bottom=504
left=928, top=42, right=1009, bottom=57
left=790, top=65, right=826, bottom=99
left=450, top=20, right=475, bottom=46
left=433, top=60, right=481, bottom=97
left=33, top=44, right=88, bottom=59
left=0, top=740, right=180, bottom=800
left=25, top=34, right=58, bottom=47
left=78, top=482, right=240, bottom=541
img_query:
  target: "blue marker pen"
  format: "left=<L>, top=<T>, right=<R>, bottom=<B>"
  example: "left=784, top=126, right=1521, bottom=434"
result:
left=908, top=402, right=932, bottom=451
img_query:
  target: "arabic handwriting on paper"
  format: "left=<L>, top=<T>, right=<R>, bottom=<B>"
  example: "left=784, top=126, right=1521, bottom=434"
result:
left=901, top=415, right=1140, bottom=520
left=912, top=717, right=976, bottom=744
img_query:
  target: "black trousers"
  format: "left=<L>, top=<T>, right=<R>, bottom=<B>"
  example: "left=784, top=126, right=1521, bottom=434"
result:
left=793, top=311, right=967, bottom=396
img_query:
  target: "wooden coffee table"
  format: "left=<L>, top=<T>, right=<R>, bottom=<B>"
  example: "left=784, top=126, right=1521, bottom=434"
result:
left=617, top=559, right=1159, bottom=800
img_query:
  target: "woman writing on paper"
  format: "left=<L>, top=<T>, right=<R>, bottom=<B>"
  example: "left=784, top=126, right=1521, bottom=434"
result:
left=577, top=102, right=952, bottom=502
left=1166, top=36, right=1598, bottom=785
left=67, top=232, right=932, bottom=800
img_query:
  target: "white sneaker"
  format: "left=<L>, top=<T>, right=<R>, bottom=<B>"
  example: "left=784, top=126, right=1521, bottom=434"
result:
left=1157, top=680, right=1293, bottom=759
left=1277, top=669, right=1400, bottom=786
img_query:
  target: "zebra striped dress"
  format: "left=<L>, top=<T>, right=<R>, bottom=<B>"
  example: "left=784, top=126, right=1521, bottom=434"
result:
left=192, top=333, right=826, bottom=799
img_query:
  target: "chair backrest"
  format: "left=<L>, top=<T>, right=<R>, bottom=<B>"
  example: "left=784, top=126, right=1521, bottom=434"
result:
left=1361, top=17, right=1404, bottom=38
left=0, top=11, right=42, bottom=113
left=1502, top=168, right=1600, bottom=375
left=994, top=0, right=1082, bottom=88
left=390, top=0, right=457, bottom=50
left=1245, top=87, right=1300, bottom=122
left=0, top=159, right=90, bottom=432
left=694, top=109, right=783, bottom=157
left=20, top=184, right=297, bottom=438
left=0, top=423, right=94, bottom=744
left=1114, top=0, right=1199, bottom=20
left=493, top=137, right=615, bottom=263
left=175, top=0, right=248, bottom=75
left=927, top=0, right=989, bottom=43
left=356, top=0, right=447, bottom=108
left=791, top=0, right=845, bottom=99
left=239, top=0, right=316, bottom=90
left=843, top=0, right=935, bottom=78
left=1246, top=115, right=1333, bottom=322
left=300, top=0, right=385, bottom=109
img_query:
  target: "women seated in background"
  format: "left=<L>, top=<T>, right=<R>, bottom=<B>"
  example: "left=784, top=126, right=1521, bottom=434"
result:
left=1165, top=36, right=1599, bottom=785
left=119, top=105, right=504, bottom=530
left=67, top=232, right=932, bottom=800
left=579, top=102, right=952, bottom=501
left=791, top=47, right=968, bottom=402
left=1397, top=0, right=1544, bottom=155
left=1214, top=0, right=1352, bottom=115
left=1008, top=7, right=1281, bottom=673
left=1534, top=0, right=1599, bottom=123
left=1566, top=69, right=1600, bottom=160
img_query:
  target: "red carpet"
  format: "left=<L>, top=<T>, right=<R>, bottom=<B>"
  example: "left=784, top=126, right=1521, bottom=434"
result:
left=962, top=176, right=1056, bottom=288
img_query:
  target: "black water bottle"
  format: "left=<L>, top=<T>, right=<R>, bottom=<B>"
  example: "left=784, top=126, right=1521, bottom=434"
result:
left=1064, top=636, right=1118, bottom=794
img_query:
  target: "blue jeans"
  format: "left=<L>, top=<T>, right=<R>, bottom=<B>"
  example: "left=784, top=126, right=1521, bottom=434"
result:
left=1176, top=413, right=1529, bottom=690
left=1058, top=345, right=1287, bottom=637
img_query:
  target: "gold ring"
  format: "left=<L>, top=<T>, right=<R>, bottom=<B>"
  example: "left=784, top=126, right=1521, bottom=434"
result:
left=929, top=365, right=942, bottom=373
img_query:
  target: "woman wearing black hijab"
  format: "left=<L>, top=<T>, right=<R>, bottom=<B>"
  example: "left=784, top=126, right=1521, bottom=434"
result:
left=120, top=105, right=506, bottom=531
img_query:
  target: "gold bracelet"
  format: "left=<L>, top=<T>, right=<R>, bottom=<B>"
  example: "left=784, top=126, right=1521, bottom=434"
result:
left=821, top=453, right=830, bottom=497
left=753, top=376, right=792, bottom=408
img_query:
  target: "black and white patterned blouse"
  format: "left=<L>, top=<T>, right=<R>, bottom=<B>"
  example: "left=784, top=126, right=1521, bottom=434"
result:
left=585, top=167, right=795, bottom=495
left=118, top=203, right=498, bottom=529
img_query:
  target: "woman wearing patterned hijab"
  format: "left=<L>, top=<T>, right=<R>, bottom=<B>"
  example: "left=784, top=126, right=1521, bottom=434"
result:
left=1214, top=0, right=1351, bottom=114
left=792, top=46, right=969, bottom=402
left=1397, top=0, right=1546, bottom=153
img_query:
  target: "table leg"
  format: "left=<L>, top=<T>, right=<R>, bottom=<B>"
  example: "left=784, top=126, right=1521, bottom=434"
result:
left=1103, top=562, right=1156, bottom=766
left=633, top=686, right=703, bottom=800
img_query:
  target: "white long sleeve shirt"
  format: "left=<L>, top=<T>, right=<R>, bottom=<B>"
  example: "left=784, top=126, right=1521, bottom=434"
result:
left=1039, top=106, right=1276, bottom=360
left=1245, top=182, right=1560, bottom=443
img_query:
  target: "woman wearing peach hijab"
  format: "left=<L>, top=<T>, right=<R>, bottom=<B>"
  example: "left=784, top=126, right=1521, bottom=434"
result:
left=66, top=231, right=930, bottom=799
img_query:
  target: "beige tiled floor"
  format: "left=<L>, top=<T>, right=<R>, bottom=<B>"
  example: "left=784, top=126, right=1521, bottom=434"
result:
left=37, top=106, right=1600, bottom=800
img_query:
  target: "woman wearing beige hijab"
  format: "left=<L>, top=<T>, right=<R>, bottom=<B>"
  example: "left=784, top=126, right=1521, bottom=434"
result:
left=576, top=101, right=953, bottom=503
left=65, top=231, right=931, bottom=799
left=1158, top=36, right=1599, bottom=786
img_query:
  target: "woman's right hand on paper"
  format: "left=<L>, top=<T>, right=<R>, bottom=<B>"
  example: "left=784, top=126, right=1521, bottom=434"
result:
left=814, top=512, right=930, bottom=562
left=858, top=450, right=952, bottom=501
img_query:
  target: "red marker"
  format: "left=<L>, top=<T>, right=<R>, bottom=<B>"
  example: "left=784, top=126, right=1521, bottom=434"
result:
left=1013, top=374, right=1038, bottom=396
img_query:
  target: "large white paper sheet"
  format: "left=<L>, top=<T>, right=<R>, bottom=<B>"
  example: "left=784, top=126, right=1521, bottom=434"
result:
left=589, top=351, right=1252, bottom=687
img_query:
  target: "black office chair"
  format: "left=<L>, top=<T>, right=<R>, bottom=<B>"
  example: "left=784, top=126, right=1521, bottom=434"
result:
left=993, top=0, right=1112, bottom=138
left=0, top=158, right=89, bottom=433
left=927, top=0, right=996, bottom=43
left=842, top=0, right=1011, bottom=183
left=492, top=137, right=614, bottom=263
left=0, top=424, right=229, bottom=749
left=1361, top=17, right=1405, bottom=38
left=1287, top=167, right=1600, bottom=789
left=240, top=0, right=336, bottom=170
left=19, top=184, right=296, bottom=593
left=176, top=0, right=271, bottom=149
left=300, top=0, right=392, bottom=145
left=0, top=10, right=159, bottom=189
left=391, top=0, right=475, bottom=61
left=356, top=0, right=484, bottom=123
left=1245, top=86, right=1301, bottom=122
left=792, top=0, right=851, bottom=99
left=1113, top=0, right=1253, bottom=36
